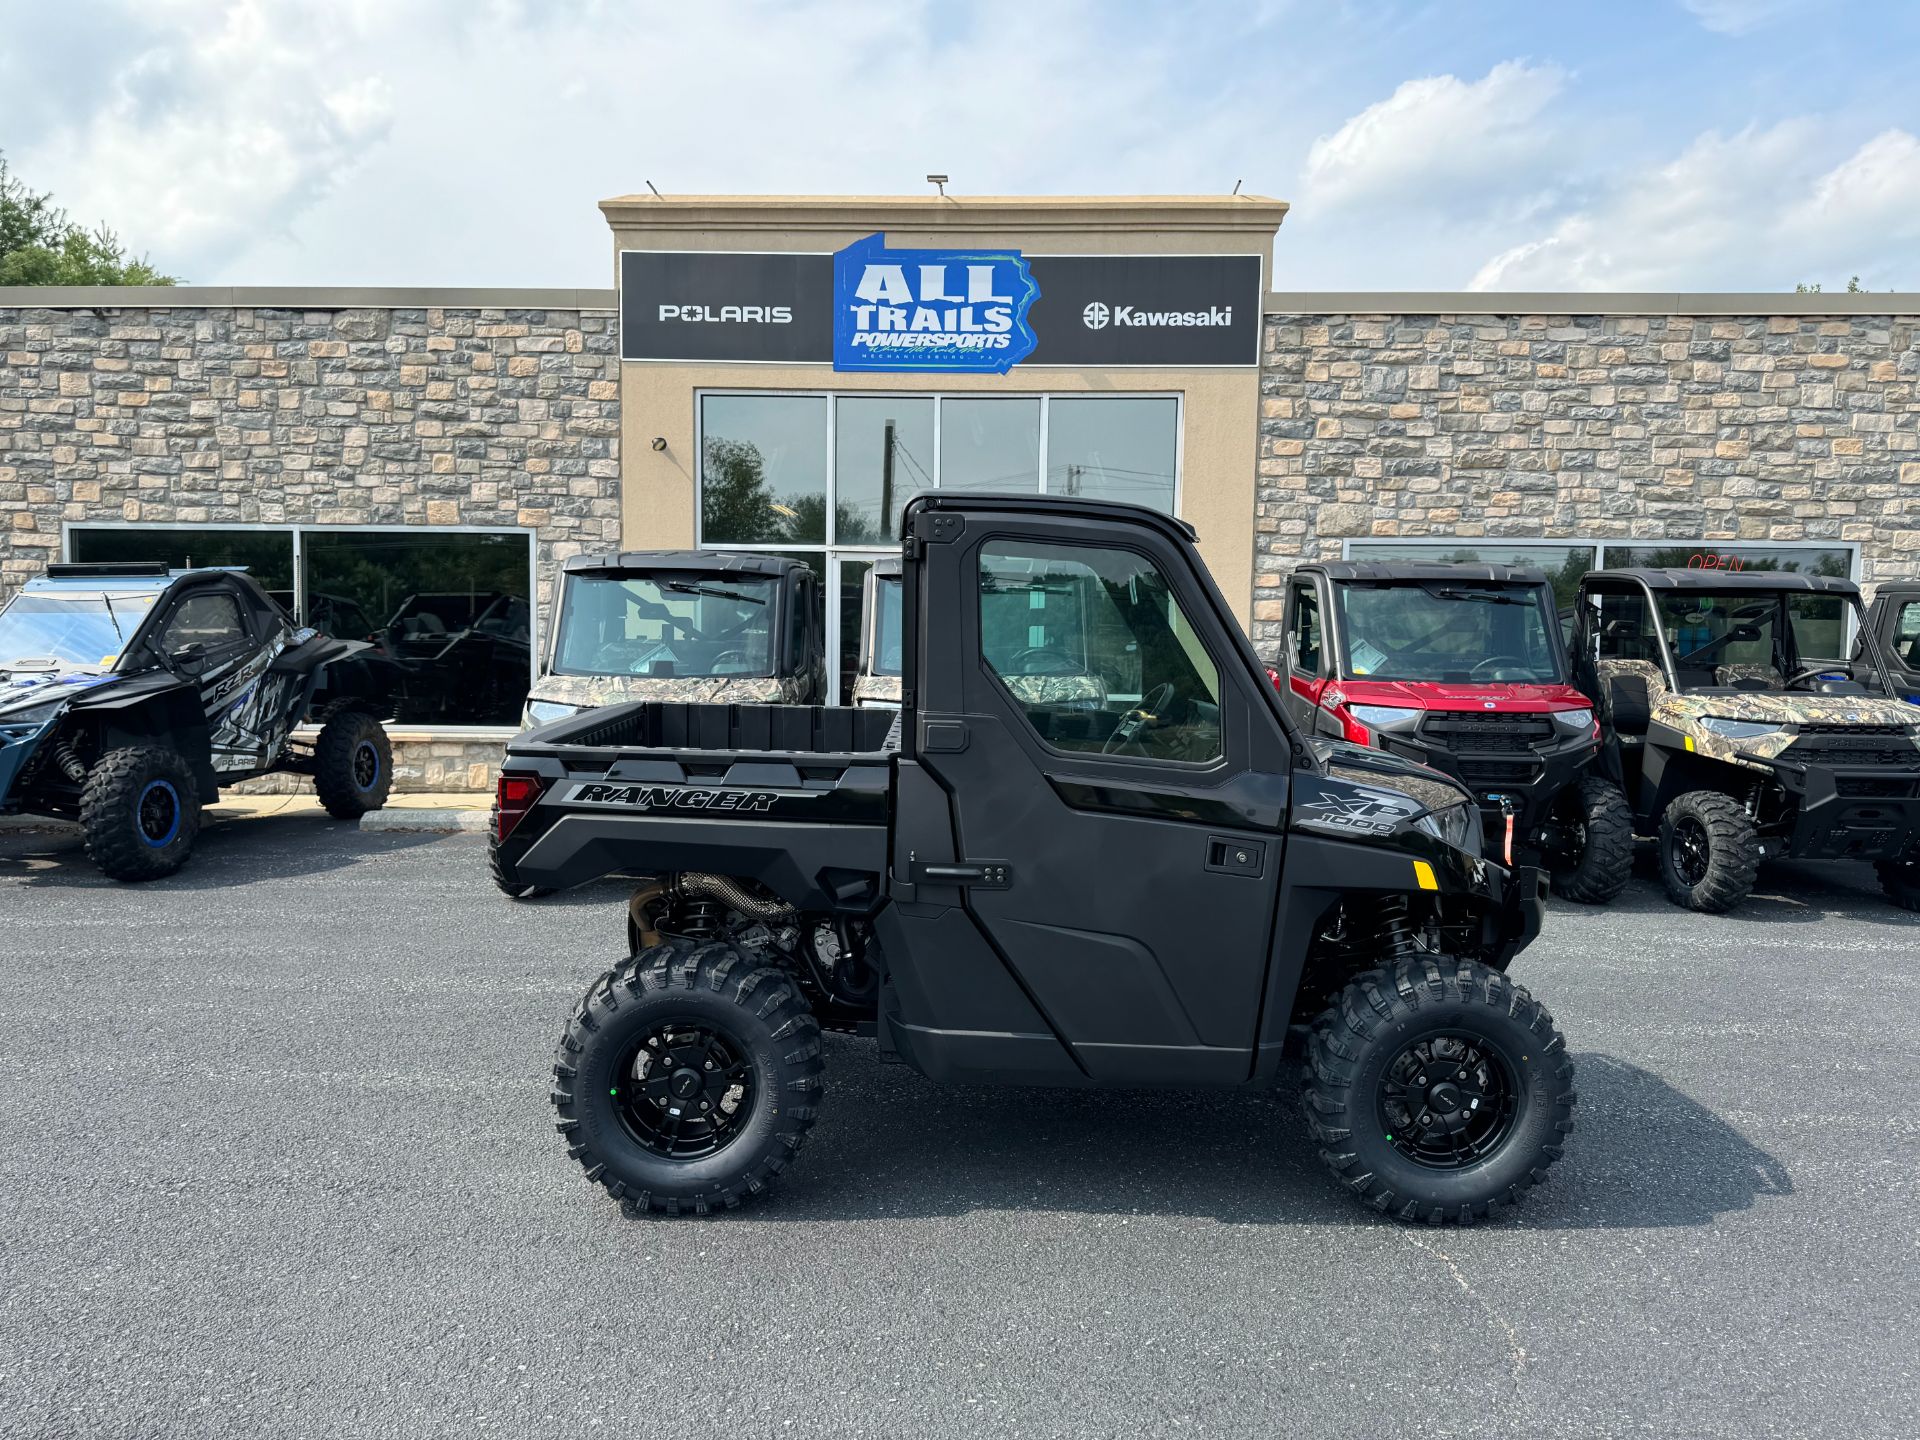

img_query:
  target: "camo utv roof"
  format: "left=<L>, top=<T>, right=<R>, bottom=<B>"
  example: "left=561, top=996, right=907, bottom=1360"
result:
left=560, top=551, right=807, bottom=578
left=1585, top=568, right=1861, bottom=594
left=1300, top=561, right=1549, bottom=585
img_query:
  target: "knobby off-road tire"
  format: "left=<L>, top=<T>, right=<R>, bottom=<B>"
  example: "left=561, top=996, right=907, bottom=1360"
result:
left=551, top=941, right=824, bottom=1216
left=486, top=820, right=553, bottom=899
left=1658, top=790, right=1759, bottom=913
left=312, top=709, right=393, bottom=819
left=80, top=745, right=202, bottom=882
left=1877, top=854, right=1920, bottom=912
left=1548, top=774, right=1635, bottom=904
left=1302, top=957, right=1575, bottom=1224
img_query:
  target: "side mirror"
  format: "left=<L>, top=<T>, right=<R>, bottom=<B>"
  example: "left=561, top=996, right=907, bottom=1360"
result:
left=169, top=642, right=210, bottom=674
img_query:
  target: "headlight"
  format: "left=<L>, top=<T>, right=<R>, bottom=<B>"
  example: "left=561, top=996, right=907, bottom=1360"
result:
left=1699, top=716, right=1786, bottom=740
left=1416, top=801, right=1480, bottom=855
left=522, top=700, right=582, bottom=728
left=1347, top=704, right=1421, bottom=729
left=0, top=700, right=65, bottom=730
left=1551, top=707, right=1594, bottom=732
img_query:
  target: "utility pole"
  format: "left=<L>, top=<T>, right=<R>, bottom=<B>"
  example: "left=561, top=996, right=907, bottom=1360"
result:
left=881, top=419, right=896, bottom=537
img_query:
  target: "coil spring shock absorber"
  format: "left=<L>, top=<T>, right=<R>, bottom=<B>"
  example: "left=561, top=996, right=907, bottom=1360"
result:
left=1372, top=893, right=1419, bottom=961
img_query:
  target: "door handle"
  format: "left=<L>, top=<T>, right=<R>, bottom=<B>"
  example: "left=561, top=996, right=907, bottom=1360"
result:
left=910, top=859, right=1012, bottom=889
left=1204, top=837, right=1265, bottom=877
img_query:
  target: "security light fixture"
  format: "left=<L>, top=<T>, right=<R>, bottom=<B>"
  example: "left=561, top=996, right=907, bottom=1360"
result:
left=926, top=174, right=948, bottom=196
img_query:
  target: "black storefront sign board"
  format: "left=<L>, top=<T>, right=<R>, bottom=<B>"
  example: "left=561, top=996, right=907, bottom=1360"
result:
left=619, top=249, right=1262, bottom=368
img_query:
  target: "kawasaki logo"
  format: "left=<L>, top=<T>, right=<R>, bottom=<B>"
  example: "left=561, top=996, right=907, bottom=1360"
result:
left=1082, top=304, right=1233, bottom=330
left=567, top=782, right=789, bottom=812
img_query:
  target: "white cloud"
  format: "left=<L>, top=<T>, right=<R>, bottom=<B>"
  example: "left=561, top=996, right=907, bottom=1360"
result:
left=1301, top=61, right=1566, bottom=212
left=1470, top=121, right=1920, bottom=290
left=1679, top=0, right=1804, bottom=35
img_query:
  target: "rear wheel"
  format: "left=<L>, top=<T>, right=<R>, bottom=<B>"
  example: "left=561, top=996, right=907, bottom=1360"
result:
left=79, top=745, right=202, bottom=882
left=1658, top=790, right=1759, bottom=912
left=1302, top=957, right=1575, bottom=1224
left=1878, top=853, right=1920, bottom=912
left=313, top=710, right=392, bottom=818
left=551, top=941, right=824, bottom=1216
left=1546, top=775, right=1634, bottom=904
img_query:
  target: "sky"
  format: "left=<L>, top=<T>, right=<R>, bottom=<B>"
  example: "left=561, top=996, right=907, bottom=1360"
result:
left=2, top=0, right=1917, bottom=292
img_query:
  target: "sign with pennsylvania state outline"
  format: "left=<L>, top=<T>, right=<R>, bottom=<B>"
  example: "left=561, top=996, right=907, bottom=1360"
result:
left=833, top=232, right=1039, bottom=373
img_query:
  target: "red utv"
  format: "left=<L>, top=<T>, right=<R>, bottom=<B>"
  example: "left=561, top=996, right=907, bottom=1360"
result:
left=1275, top=561, right=1634, bottom=902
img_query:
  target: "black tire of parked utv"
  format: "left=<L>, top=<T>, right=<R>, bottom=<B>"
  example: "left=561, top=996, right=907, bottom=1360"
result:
left=486, top=822, right=554, bottom=899
left=551, top=940, right=824, bottom=1216
left=312, top=709, right=393, bottom=819
left=1547, top=775, right=1635, bottom=904
left=1302, top=957, right=1575, bottom=1225
left=79, top=745, right=202, bottom=882
left=1657, top=790, right=1759, bottom=913
left=1877, top=855, right=1920, bottom=912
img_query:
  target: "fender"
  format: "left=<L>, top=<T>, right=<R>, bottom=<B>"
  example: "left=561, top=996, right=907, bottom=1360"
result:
left=68, top=677, right=219, bottom=802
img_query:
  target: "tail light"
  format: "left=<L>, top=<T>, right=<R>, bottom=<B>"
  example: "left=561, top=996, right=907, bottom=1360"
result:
left=494, top=772, right=546, bottom=841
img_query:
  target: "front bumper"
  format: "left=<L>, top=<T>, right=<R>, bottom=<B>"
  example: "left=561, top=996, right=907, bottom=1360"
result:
left=1766, top=759, right=1920, bottom=862
left=1372, top=725, right=1600, bottom=859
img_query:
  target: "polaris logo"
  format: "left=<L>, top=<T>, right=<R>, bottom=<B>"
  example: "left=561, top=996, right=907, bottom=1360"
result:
left=568, top=782, right=784, bottom=812
left=1082, top=303, right=1233, bottom=330
left=658, top=304, right=794, bottom=324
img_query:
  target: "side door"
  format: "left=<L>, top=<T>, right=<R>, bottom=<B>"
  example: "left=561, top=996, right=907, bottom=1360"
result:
left=153, top=583, right=267, bottom=773
left=909, top=511, right=1294, bottom=1086
left=1281, top=573, right=1338, bottom=736
left=1874, top=596, right=1920, bottom=702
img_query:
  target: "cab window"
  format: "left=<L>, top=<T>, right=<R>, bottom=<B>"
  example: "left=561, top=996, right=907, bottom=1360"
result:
left=160, top=591, right=248, bottom=652
left=1288, top=580, right=1322, bottom=675
left=978, top=540, right=1222, bottom=764
left=1893, top=601, right=1920, bottom=667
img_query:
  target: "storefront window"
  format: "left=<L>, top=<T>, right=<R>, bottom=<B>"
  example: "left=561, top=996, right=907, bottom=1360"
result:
left=70, top=527, right=295, bottom=594
left=1345, top=541, right=1597, bottom=612
left=1045, top=397, right=1178, bottom=511
left=1607, top=544, right=1851, bottom=579
left=834, top=397, right=934, bottom=544
left=699, top=394, right=828, bottom=544
left=939, top=397, right=1040, bottom=493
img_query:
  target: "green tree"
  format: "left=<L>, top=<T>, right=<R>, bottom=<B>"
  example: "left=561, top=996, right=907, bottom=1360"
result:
left=0, top=153, right=176, bottom=285
left=1794, top=276, right=1866, bottom=294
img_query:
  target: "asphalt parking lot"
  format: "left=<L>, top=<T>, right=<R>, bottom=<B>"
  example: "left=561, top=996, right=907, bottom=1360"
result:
left=1, top=816, right=1915, bottom=1439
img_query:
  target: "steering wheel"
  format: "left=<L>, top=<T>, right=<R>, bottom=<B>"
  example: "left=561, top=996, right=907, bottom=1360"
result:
left=1009, top=646, right=1080, bottom=677
left=1103, top=682, right=1178, bottom=755
left=709, top=649, right=753, bottom=673
left=1786, top=663, right=1844, bottom=689
left=1472, top=654, right=1534, bottom=679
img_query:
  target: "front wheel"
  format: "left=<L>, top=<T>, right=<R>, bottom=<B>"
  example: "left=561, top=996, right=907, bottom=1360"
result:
left=79, top=745, right=203, bottom=882
left=1658, top=791, right=1759, bottom=912
left=1302, top=958, right=1576, bottom=1224
left=312, top=710, right=393, bottom=818
left=1878, top=854, right=1920, bottom=912
left=1546, top=775, right=1635, bottom=904
left=551, top=941, right=824, bottom=1216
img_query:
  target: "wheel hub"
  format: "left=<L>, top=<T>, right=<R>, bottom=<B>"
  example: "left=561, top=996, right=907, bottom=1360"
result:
left=614, top=1021, right=756, bottom=1159
left=1378, top=1031, right=1520, bottom=1170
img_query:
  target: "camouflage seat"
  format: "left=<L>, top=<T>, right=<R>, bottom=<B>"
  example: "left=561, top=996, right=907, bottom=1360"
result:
left=1002, top=673, right=1108, bottom=709
left=1592, top=658, right=1667, bottom=742
left=1714, top=663, right=1783, bottom=690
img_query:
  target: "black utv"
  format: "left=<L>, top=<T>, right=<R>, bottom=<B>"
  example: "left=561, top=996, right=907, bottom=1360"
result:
left=1572, top=568, right=1920, bottom=912
left=0, top=562, right=393, bottom=880
left=495, top=495, right=1575, bottom=1224
left=1860, top=581, right=1920, bottom=706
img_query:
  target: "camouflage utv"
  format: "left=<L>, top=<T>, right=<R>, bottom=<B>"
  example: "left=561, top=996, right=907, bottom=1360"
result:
left=494, top=550, right=824, bottom=896
left=851, top=556, right=904, bottom=709
left=1572, top=568, right=1920, bottom=912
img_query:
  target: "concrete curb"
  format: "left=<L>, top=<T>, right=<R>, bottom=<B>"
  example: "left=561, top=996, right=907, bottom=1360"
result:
left=360, top=809, right=490, bottom=834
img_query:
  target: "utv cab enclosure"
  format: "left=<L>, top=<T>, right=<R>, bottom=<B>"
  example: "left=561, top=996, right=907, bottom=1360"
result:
left=497, top=494, right=1574, bottom=1224
left=0, top=562, right=392, bottom=880
left=1861, top=582, right=1920, bottom=706
left=1277, top=562, right=1632, bottom=904
left=1573, top=568, right=1920, bottom=912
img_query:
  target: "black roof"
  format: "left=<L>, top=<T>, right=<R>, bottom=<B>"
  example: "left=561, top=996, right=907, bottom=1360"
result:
left=561, top=550, right=807, bottom=578
left=1584, top=567, right=1860, bottom=595
left=1299, top=560, right=1550, bottom=585
left=907, top=491, right=1199, bottom=542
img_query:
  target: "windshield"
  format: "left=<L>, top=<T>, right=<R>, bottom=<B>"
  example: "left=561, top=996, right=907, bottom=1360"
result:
left=551, top=572, right=779, bottom=678
left=1655, top=590, right=1867, bottom=690
left=1333, top=583, right=1561, bottom=683
left=0, top=590, right=159, bottom=672
left=871, top=577, right=903, bottom=676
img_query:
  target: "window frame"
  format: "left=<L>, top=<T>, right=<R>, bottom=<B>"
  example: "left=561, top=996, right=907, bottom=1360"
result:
left=157, top=584, right=253, bottom=658
left=1340, top=535, right=1860, bottom=581
left=62, top=520, right=539, bottom=736
left=695, top=388, right=1186, bottom=705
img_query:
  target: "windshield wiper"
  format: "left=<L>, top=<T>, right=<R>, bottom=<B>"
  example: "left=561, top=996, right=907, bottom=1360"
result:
left=1430, top=587, right=1525, bottom=606
left=659, top=581, right=765, bottom=606
left=101, top=592, right=126, bottom=640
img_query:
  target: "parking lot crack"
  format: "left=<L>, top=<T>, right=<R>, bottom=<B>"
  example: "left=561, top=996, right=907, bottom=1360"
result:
left=1402, top=1235, right=1529, bottom=1389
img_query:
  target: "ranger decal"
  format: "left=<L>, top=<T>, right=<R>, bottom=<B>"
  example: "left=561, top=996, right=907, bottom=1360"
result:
left=564, top=782, right=795, bottom=813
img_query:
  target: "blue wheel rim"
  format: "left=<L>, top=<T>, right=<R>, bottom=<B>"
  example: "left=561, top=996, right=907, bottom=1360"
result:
left=352, top=739, right=381, bottom=792
left=136, top=779, right=181, bottom=849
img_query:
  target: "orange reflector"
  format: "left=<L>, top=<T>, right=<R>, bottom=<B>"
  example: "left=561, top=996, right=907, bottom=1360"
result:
left=1413, top=860, right=1439, bottom=891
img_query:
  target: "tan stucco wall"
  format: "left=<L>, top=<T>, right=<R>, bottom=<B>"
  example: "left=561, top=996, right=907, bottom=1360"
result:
left=603, top=195, right=1287, bottom=626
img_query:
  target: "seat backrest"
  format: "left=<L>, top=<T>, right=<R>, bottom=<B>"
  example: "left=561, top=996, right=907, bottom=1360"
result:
left=1715, top=662, right=1782, bottom=690
left=1593, top=658, right=1665, bottom=736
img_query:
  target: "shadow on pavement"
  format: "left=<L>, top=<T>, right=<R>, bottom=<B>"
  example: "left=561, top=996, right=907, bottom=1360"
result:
left=1578, top=842, right=1919, bottom=928
left=0, top=813, right=446, bottom=889
left=754, top=1043, right=1790, bottom=1232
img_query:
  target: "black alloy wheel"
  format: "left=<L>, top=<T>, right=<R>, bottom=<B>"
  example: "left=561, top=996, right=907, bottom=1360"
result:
left=613, top=1019, right=756, bottom=1160
left=1671, top=814, right=1712, bottom=888
left=1377, top=1030, right=1520, bottom=1170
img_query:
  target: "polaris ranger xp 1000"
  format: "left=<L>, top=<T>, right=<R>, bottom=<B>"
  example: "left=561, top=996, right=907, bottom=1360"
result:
left=0, top=561, right=393, bottom=880
left=495, top=495, right=1573, bottom=1224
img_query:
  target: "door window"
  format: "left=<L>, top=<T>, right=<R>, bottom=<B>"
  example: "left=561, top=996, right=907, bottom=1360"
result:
left=1288, top=580, right=1322, bottom=675
left=978, top=540, right=1221, bottom=764
left=1893, top=601, right=1920, bottom=667
left=160, top=591, right=247, bottom=652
